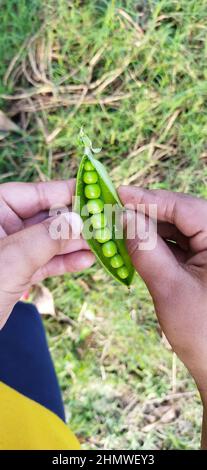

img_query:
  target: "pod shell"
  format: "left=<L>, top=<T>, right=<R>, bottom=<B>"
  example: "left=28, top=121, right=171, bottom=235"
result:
left=75, top=153, right=135, bottom=286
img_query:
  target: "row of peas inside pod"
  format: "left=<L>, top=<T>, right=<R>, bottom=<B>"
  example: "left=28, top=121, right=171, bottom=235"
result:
left=74, top=130, right=135, bottom=286
left=83, top=159, right=129, bottom=280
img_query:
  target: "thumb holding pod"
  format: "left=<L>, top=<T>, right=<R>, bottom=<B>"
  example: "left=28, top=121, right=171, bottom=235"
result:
left=118, top=185, right=179, bottom=301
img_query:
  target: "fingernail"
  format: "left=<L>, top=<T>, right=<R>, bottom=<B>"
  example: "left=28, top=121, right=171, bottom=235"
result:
left=81, top=252, right=96, bottom=268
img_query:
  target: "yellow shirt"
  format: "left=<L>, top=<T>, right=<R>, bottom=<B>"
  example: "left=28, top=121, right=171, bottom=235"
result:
left=0, top=381, right=80, bottom=450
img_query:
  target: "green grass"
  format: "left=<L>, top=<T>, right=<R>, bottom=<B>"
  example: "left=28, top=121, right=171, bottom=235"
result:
left=0, top=0, right=206, bottom=449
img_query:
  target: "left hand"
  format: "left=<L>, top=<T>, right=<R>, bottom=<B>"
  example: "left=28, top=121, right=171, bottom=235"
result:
left=0, top=180, right=95, bottom=329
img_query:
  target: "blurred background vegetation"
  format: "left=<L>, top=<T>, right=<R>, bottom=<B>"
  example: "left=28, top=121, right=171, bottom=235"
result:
left=0, top=0, right=207, bottom=449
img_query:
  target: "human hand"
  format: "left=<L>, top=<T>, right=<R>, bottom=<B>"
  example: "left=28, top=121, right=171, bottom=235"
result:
left=0, top=180, right=94, bottom=329
left=118, top=186, right=207, bottom=397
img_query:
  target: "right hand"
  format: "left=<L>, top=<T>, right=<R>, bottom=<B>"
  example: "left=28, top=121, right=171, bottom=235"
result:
left=118, top=186, right=207, bottom=396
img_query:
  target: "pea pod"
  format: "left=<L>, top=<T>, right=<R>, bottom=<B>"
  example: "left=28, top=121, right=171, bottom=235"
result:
left=74, top=130, right=135, bottom=286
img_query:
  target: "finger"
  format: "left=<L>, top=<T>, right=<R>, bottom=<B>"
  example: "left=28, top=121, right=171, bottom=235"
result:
left=0, top=212, right=83, bottom=282
left=58, top=238, right=90, bottom=254
left=24, top=213, right=88, bottom=255
left=118, top=186, right=207, bottom=238
left=24, top=203, right=74, bottom=230
left=0, top=225, right=7, bottom=239
left=0, top=180, right=75, bottom=233
left=125, top=211, right=184, bottom=301
left=31, top=251, right=95, bottom=283
left=24, top=210, right=49, bottom=227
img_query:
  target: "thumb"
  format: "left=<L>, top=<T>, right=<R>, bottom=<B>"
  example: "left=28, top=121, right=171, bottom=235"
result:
left=125, top=210, right=181, bottom=300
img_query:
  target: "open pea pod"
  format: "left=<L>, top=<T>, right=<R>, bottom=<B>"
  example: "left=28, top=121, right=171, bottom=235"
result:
left=74, top=131, right=135, bottom=286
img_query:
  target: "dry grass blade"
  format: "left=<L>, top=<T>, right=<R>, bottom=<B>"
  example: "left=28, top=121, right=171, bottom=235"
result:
left=145, top=391, right=197, bottom=406
left=31, top=283, right=56, bottom=316
left=0, top=171, right=16, bottom=179
left=1, top=85, right=54, bottom=100
left=26, top=96, right=49, bottom=142
left=94, top=60, right=131, bottom=95
left=3, top=22, right=47, bottom=85
left=22, top=58, right=39, bottom=86
left=34, top=163, right=48, bottom=181
left=89, top=69, right=119, bottom=91
left=172, top=352, right=177, bottom=393
left=87, top=46, right=107, bottom=84
left=0, top=110, right=21, bottom=133
left=161, top=109, right=181, bottom=139
left=89, top=46, right=106, bottom=68
left=46, top=127, right=63, bottom=144
left=28, top=38, right=53, bottom=86
left=142, top=407, right=177, bottom=432
left=1, top=84, right=87, bottom=101
left=8, top=92, right=131, bottom=115
left=127, top=143, right=153, bottom=160
left=46, top=85, right=88, bottom=143
left=36, top=36, right=51, bottom=84
left=152, top=148, right=171, bottom=160
left=123, top=390, right=197, bottom=418
left=28, top=46, right=44, bottom=83
left=126, top=165, right=154, bottom=184
left=11, top=65, right=24, bottom=87
left=3, top=37, right=30, bottom=85
left=0, top=132, right=9, bottom=141
left=117, top=8, right=144, bottom=36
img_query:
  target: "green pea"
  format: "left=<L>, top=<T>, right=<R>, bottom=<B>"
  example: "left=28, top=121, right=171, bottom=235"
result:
left=110, top=254, right=124, bottom=269
left=95, top=227, right=111, bottom=244
left=102, top=240, right=117, bottom=258
left=83, top=171, right=98, bottom=184
left=87, top=199, right=104, bottom=214
left=117, top=266, right=129, bottom=279
left=85, top=183, right=101, bottom=199
left=91, top=213, right=107, bottom=229
left=84, top=160, right=94, bottom=171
